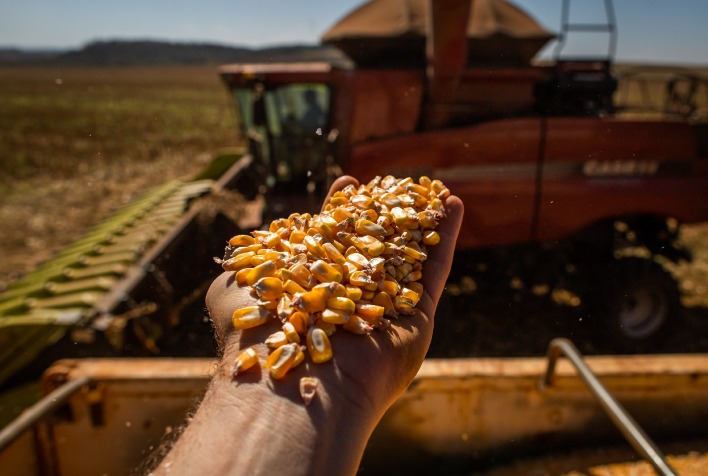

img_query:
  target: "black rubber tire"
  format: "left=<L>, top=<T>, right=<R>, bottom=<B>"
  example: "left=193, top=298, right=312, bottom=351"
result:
left=589, top=257, right=681, bottom=353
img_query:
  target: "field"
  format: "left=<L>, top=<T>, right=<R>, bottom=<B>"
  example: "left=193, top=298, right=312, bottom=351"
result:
left=0, top=66, right=238, bottom=288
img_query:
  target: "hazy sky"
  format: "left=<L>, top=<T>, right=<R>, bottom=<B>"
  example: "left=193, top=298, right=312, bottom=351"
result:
left=1, top=0, right=706, bottom=66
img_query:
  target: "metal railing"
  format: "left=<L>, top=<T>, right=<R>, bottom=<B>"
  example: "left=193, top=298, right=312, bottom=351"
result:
left=0, top=375, right=90, bottom=453
left=539, top=338, right=677, bottom=476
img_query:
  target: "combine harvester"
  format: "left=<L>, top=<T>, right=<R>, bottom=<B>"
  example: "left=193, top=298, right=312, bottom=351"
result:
left=1, top=0, right=707, bottom=474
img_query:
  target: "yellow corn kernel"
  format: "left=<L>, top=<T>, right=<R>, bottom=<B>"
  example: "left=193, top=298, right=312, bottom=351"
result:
left=429, top=197, right=445, bottom=213
left=423, top=230, right=440, bottom=246
left=303, top=234, right=327, bottom=260
left=289, top=263, right=315, bottom=289
left=235, top=267, right=252, bottom=285
left=315, top=319, right=337, bottom=336
left=360, top=290, right=376, bottom=301
left=258, top=298, right=278, bottom=311
left=394, top=295, right=417, bottom=315
left=310, top=259, right=343, bottom=283
left=378, top=279, right=399, bottom=297
left=360, top=208, right=378, bottom=221
left=246, top=260, right=277, bottom=286
left=398, top=194, right=415, bottom=208
left=431, top=179, right=450, bottom=198
left=313, top=282, right=347, bottom=298
left=253, top=277, right=283, bottom=301
left=356, top=303, right=384, bottom=319
left=262, top=250, right=288, bottom=267
left=390, top=207, right=409, bottom=226
left=372, top=291, right=396, bottom=316
left=283, top=279, right=307, bottom=295
left=359, top=235, right=385, bottom=257
left=402, top=269, right=423, bottom=283
left=408, top=191, right=428, bottom=208
left=289, top=229, right=306, bottom=244
left=232, top=306, right=270, bottom=330
left=350, top=194, right=374, bottom=209
left=232, top=347, right=258, bottom=377
left=406, top=281, right=424, bottom=297
left=229, top=234, right=256, bottom=247
left=419, top=175, right=432, bottom=188
left=269, top=218, right=289, bottom=232
left=327, top=296, right=356, bottom=314
left=292, top=290, right=327, bottom=313
left=232, top=243, right=264, bottom=255
left=400, top=287, right=421, bottom=305
left=264, top=343, right=298, bottom=379
left=299, top=376, right=319, bottom=406
left=349, top=271, right=378, bottom=291
left=346, top=285, right=363, bottom=302
left=322, top=242, right=346, bottom=264
left=277, top=295, right=293, bottom=320
left=346, top=252, right=368, bottom=270
left=265, top=331, right=288, bottom=349
left=418, top=210, right=439, bottom=229
left=331, top=207, right=354, bottom=223
left=355, top=219, right=387, bottom=237
left=292, top=345, right=305, bottom=368
left=343, top=314, right=374, bottom=335
left=328, top=195, right=348, bottom=207
left=322, top=307, right=350, bottom=325
left=307, top=327, right=333, bottom=364
left=288, top=311, right=309, bottom=335
left=221, top=251, right=256, bottom=271
left=282, top=321, right=301, bottom=343
left=406, top=182, right=429, bottom=196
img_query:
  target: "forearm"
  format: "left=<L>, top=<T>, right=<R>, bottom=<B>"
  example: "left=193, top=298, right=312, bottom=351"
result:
left=152, top=342, right=375, bottom=476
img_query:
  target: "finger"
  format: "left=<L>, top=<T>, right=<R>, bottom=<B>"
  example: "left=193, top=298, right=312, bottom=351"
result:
left=321, top=175, right=359, bottom=211
left=418, top=195, right=464, bottom=317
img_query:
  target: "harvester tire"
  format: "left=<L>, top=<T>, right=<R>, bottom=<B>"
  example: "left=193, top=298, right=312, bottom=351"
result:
left=591, top=257, right=681, bottom=353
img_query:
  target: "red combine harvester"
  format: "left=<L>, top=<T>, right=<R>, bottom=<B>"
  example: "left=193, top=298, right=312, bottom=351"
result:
left=219, top=0, right=708, bottom=349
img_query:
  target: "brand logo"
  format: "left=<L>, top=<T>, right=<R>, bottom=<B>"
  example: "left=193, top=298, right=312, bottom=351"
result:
left=582, top=160, right=660, bottom=177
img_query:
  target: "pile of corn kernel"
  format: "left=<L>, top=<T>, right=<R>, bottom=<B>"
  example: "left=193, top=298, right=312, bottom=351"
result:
left=219, top=175, right=449, bottom=399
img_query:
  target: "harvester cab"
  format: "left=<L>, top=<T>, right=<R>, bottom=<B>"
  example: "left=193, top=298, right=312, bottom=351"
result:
left=225, top=66, right=340, bottom=219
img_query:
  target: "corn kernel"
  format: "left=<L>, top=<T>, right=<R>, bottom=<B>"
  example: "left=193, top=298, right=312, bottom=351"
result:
left=307, top=327, right=333, bottom=363
left=310, top=259, right=343, bottom=283
left=288, top=311, right=309, bottom=335
left=229, top=234, right=256, bottom=247
left=232, top=347, right=258, bottom=377
left=292, top=290, right=327, bottom=313
left=253, top=277, right=284, bottom=301
left=265, top=331, right=288, bottom=349
left=343, top=314, right=374, bottom=335
left=232, top=306, right=270, bottom=330
left=322, top=307, right=350, bottom=325
left=423, top=230, right=440, bottom=246
left=264, top=343, right=298, bottom=379
left=327, top=296, right=356, bottom=314
left=222, top=251, right=256, bottom=271
left=246, top=260, right=277, bottom=286
left=346, top=285, right=363, bottom=302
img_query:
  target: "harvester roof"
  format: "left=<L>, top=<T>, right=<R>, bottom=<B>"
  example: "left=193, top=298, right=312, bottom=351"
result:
left=321, top=0, right=555, bottom=67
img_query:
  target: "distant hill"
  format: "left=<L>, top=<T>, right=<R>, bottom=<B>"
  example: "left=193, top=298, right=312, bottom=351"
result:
left=0, top=40, right=352, bottom=67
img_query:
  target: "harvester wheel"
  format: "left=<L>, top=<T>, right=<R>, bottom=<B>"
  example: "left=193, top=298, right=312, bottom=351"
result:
left=591, top=257, right=681, bottom=352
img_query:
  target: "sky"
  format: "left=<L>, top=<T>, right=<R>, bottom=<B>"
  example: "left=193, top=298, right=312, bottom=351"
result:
left=0, top=0, right=707, bottom=66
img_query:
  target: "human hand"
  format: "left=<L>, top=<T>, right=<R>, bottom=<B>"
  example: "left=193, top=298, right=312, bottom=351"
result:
left=206, top=175, right=463, bottom=415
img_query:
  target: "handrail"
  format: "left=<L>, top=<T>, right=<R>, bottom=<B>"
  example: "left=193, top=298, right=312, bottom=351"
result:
left=0, top=375, right=90, bottom=452
left=539, top=338, right=677, bottom=476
